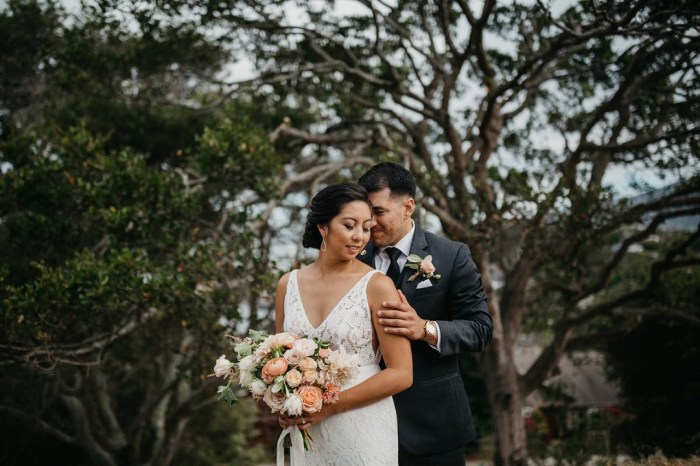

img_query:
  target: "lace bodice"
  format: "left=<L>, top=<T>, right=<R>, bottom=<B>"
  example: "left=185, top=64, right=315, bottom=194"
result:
left=284, top=269, right=381, bottom=368
left=281, top=268, right=398, bottom=465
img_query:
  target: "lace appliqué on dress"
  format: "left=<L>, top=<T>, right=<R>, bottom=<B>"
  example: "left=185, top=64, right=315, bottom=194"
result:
left=283, top=269, right=398, bottom=466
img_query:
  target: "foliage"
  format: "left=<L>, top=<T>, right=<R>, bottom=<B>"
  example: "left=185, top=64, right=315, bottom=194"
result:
left=606, top=313, right=700, bottom=457
left=526, top=406, right=629, bottom=465
left=0, top=1, right=289, bottom=465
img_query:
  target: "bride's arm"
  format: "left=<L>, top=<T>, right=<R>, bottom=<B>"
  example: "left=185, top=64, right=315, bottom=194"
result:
left=274, top=272, right=291, bottom=333
left=291, top=273, right=412, bottom=430
left=344, top=273, right=413, bottom=407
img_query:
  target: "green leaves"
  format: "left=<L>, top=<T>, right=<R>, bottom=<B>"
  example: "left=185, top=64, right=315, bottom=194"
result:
left=217, top=384, right=239, bottom=407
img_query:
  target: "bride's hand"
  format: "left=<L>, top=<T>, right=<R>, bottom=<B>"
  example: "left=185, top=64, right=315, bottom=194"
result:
left=278, top=406, right=333, bottom=431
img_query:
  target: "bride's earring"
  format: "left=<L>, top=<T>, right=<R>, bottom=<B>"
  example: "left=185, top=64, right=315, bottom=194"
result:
left=321, top=239, right=327, bottom=251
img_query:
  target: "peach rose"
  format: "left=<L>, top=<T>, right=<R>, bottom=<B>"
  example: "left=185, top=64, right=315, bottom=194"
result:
left=302, top=369, right=317, bottom=384
left=298, top=385, right=324, bottom=413
left=318, top=348, right=331, bottom=358
left=285, top=368, right=303, bottom=388
left=322, top=383, right=341, bottom=404
left=420, top=257, right=436, bottom=275
left=263, top=387, right=286, bottom=413
left=262, top=357, right=288, bottom=383
left=299, top=356, right=317, bottom=371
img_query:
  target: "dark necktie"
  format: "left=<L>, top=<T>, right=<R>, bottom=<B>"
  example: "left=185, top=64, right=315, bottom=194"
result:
left=384, top=247, right=402, bottom=285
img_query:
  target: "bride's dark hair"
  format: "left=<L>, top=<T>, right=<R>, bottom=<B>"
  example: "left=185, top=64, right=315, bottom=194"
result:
left=302, top=183, right=371, bottom=249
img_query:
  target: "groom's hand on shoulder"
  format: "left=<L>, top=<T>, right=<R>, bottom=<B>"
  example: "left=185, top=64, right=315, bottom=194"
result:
left=377, top=290, right=425, bottom=341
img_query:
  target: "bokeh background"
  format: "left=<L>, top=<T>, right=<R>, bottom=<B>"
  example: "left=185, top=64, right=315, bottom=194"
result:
left=1, top=1, right=698, bottom=465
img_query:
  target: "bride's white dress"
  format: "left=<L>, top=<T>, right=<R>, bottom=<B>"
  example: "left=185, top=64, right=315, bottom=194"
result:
left=283, top=269, right=398, bottom=465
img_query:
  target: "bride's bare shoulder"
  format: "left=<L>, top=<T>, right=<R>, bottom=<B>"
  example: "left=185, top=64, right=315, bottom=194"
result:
left=366, top=271, right=396, bottom=296
left=276, top=271, right=292, bottom=292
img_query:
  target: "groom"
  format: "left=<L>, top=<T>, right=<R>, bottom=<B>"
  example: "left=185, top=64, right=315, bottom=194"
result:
left=358, top=162, right=493, bottom=466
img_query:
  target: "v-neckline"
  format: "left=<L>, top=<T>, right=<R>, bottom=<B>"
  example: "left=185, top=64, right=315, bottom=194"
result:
left=294, top=269, right=373, bottom=330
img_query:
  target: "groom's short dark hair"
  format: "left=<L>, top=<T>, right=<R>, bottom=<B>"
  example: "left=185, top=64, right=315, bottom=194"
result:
left=358, top=162, right=416, bottom=198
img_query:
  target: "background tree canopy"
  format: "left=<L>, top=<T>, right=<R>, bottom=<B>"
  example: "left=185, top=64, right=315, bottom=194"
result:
left=1, top=1, right=699, bottom=465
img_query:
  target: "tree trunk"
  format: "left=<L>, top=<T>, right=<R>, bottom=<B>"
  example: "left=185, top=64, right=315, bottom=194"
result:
left=483, top=342, right=528, bottom=466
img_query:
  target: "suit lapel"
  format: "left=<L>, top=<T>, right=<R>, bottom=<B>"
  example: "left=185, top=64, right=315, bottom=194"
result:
left=399, top=225, right=429, bottom=300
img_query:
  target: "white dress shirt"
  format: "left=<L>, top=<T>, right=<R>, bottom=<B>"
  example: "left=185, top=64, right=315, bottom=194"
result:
left=374, top=222, right=442, bottom=351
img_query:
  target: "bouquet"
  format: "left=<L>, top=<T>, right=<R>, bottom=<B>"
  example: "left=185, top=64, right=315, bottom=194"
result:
left=213, top=329, right=359, bottom=451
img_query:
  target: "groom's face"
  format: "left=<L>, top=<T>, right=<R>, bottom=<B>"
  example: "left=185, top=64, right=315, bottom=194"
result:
left=367, top=188, right=414, bottom=248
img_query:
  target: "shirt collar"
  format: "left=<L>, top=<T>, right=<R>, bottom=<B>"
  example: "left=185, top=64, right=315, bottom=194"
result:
left=380, top=221, right=415, bottom=257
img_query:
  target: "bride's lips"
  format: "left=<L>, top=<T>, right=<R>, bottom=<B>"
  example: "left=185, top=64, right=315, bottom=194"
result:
left=346, top=245, right=362, bottom=254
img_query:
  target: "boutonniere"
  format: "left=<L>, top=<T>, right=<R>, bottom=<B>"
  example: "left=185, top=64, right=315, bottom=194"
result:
left=405, top=254, right=441, bottom=281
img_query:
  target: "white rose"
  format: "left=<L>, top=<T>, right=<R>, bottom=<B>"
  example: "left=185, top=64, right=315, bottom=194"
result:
left=284, top=348, right=303, bottom=365
left=285, top=368, right=303, bottom=388
left=213, top=355, right=233, bottom=378
left=249, top=379, right=267, bottom=397
left=298, top=357, right=317, bottom=372
left=255, top=342, right=272, bottom=359
left=269, top=332, right=298, bottom=349
left=283, top=393, right=303, bottom=416
left=302, top=369, right=317, bottom=384
left=263, top=386, right=286, bottom=413
left=238, top=355, right=256, bottom=373
left=420, top=257, right=436, bottom=275
left=292, top=338, right=318, bottom=357
left=325, top=347, right=359, bottom=385
left=239, top=368, right=254, bottom=387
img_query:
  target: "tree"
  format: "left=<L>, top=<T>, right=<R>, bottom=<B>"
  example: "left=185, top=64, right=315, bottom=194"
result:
left=222, top=1, right=700, bottom=463
left=0, top=2, right=284, bottom=464
left=605, top=253, right=700, bottom=458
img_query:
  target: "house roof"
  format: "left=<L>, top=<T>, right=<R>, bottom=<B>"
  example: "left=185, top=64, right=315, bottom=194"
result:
left=514, top=342, right=620, bottom=409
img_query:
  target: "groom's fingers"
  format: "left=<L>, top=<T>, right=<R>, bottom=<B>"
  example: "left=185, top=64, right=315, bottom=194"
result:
left=378, top=304, right=424, bottom=339
left=377, top=309, right=408, bottom=322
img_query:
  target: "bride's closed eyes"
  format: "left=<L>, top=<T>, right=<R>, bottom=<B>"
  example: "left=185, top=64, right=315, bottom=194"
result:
left=343, top=223, right=371, bottom=233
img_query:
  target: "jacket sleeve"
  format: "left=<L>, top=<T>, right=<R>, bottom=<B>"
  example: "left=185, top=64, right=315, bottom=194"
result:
left=435, top=243, right=492, bottom=357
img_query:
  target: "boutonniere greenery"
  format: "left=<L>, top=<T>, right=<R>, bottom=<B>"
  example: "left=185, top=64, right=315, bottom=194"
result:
left=405, top=254, right=441, bottom=281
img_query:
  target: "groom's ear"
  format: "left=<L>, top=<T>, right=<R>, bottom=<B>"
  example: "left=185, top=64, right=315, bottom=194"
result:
left=403, top=197, right=415, bottom=218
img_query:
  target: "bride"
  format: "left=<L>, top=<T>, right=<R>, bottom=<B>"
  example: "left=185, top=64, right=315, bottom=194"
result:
left=275, top=182, right=413, bottom=465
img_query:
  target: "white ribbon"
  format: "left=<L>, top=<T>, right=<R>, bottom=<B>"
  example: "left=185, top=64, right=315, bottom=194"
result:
left=276, top=425, right=306, bottom=466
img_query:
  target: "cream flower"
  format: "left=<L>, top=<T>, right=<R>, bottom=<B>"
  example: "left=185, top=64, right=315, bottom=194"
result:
left=283, top=393, right=303, bottom=416
left=249, top=379, right=267, bottom=397
left=285, top=368, right=303, bottom=388
left=298, top=357, right=318, bottom=372
left=406, top=254, right=441, bottom=281
left=302, top=369, right=318, bottom=384
left=325, top=347, right=359, bottom=385
left=263, top=387, right=286, bottom=413
left=239, top=368, right=254, bottom=388
left=238, top=355, right=256, bottom=373
left=284, top=348, right=303, bottom=365
left=213, top=355, right=233, bottom=378
left=419, top=257, right=436, bottom=275
left=268, top=332, right=298, bottom=349
left=292, top=338, right=318, bottom=357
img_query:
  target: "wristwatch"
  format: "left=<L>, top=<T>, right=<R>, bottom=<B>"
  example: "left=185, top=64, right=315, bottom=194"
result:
left=423, top=320, right=437, bottom=343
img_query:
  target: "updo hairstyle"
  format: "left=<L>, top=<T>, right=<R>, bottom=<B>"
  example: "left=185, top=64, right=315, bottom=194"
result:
left=302, top=183, right=371, bottom=249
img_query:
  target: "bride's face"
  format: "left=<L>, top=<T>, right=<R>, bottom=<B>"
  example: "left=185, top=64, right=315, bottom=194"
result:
left=322, top=200, right=373, bottom=258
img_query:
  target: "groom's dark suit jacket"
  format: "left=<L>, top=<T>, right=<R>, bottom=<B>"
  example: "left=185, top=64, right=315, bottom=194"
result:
left=359, top=224, right=492, bottom=455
